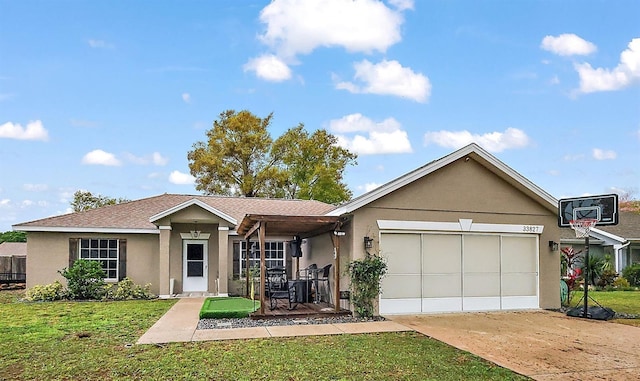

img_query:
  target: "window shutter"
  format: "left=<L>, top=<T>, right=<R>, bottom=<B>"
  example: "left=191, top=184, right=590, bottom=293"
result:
left=69, top=238, right=79, bottom=268
left=232, top=242, right=240, bottom=279
left=118, top=239, right=127, bottom=281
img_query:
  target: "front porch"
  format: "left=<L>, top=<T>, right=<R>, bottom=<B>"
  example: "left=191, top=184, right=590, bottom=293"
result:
left=250, top=301, right=352, bottom=319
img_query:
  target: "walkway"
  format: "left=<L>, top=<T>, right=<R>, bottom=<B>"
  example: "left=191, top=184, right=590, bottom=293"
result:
left=136, top=297, right=411, bottom=344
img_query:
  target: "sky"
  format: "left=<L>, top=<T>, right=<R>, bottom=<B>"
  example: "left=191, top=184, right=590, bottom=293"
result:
left=1, top=0, right=639, bottom=232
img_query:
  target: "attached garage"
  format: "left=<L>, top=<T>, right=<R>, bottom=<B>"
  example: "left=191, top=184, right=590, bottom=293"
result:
left=379, top=221, right=540, bottom=314
left=328, top=143, right=561, bottom=314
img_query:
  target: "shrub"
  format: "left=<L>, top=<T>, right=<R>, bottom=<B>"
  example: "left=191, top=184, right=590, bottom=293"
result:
left=104, top=277, right=154, bottom=300
left=24, top=281, right=65, bottom=301
left=347, top=253, right=387, bottom=318
left=596, top=269, right=618, bottom=288
left=613, top=276, right=631, bottom=289
left=622, top=264, right=640, bottom=287
left=59, top=259, right=106, bottom=300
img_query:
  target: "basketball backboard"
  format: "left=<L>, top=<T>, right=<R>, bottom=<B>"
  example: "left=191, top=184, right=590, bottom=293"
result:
left=558, top=194, right=619, bottom=227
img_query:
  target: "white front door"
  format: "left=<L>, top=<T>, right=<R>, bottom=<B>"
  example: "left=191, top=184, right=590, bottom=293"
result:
left=183, top=240, right=208, bottom=292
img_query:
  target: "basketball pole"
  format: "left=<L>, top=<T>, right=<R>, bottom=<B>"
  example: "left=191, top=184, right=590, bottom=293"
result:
left=583, top=234, right=589, bottom=318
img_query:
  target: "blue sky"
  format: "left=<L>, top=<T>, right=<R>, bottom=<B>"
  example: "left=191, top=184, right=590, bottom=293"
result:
left=1, top=0, right=639, bottom=231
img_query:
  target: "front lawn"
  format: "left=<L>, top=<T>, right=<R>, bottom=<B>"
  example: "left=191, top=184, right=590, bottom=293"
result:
left=0, top=290, right=528, bottom=380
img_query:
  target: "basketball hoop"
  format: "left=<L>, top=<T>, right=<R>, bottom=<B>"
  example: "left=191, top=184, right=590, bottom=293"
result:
left=569, top=219, right=598, bottom=238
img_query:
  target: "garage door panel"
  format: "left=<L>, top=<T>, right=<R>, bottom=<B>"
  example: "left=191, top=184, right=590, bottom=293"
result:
left=381, top=274, right=421, bottom=299
left=464, top=297, right=501, bottom=311
left=502, top=273, right=536, bottom=296
left=422, top=274, right=461, bottom=297
left=502, top=236, right=537, bottom=273
left=381, top=234, right=421, bottom=274
left=380, top=298, right=421, bottom=315
left=464, top=235, right=500, bottom=272
left=423, top=234, right=461, bottom=274
left=464, top=273, right=500, bottom=297
left=422, top=298, right=462, bottom=313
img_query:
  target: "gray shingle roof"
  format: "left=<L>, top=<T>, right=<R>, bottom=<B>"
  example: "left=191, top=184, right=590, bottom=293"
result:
left=13, top=194, right=336, bottom=231
left=0, top=242, right=27, bottom=256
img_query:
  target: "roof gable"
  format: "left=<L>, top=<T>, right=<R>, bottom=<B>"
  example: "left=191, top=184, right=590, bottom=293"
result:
left=327, top=143, right=557, bottom=216
left=149, top=198, right=237, bottom=225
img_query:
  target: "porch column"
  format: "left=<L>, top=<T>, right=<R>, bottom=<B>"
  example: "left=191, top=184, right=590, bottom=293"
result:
left=218, top=226, right=229, bottom=297
left=158, top=225, right=172, bottom=297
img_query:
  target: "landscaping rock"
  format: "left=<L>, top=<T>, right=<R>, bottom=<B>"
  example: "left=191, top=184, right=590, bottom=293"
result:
left=197, top=315, right=385, bottom=330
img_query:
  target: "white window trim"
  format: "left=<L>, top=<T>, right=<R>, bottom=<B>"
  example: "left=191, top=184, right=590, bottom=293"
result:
left=79, top=238, right=119, bottom=280
left=238, top=240, right=286, bottom=277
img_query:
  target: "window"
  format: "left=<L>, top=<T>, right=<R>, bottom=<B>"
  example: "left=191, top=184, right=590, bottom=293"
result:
left=79, top=238, right=119, bottom=279
left=235, top=241, right=285, bottom=277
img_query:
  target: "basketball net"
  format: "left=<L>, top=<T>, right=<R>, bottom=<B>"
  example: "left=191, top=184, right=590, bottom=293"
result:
left=569, top=219, right=598, bottom=238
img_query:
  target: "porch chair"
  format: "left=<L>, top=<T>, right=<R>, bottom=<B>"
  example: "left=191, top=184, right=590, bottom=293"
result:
left=317, top=264, right=332, bottom=304
left=265, top=267, right=297, bottom=310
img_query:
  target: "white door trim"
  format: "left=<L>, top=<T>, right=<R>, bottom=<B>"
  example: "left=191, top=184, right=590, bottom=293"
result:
left=183, top=239, right=208, bottom=292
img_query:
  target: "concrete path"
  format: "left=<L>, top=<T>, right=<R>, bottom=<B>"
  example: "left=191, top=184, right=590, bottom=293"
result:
left=137, top=297, right=411, bottom=344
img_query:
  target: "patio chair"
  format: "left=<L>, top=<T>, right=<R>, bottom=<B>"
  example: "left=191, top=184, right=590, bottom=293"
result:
left=265, top=267, right=297, bottom=310
left=317, top=264, right=332, bottom=304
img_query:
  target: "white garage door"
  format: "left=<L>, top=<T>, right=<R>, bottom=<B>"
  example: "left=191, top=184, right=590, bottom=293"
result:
left=380, top=233, right=538, bottom=314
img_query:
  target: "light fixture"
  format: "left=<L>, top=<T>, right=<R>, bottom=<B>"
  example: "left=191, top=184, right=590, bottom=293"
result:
left=364, top=236, right=374, bottom=249
left=548, top=240, right=559, bottom=251
left=191, top=220, right=201, bottom=239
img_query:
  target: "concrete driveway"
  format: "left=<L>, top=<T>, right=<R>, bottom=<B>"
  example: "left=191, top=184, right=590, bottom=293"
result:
left=390, top=310, right=640, bottom=381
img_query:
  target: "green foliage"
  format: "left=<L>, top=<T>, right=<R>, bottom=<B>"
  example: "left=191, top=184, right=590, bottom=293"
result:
left=272, top=125, right=357, bottom=204
left=596, top=269, right=618, bottom=288
left=70, top=190, right=130, bottom=212
left=622, top=263, right=640, bottom=287
left=103, top=277, right=154, bottom=300
left=0, top=230, right=26, bottom=243
left=24, top=281, right=65, bottom=301
left=613, top=276, right=631, bottom=289
left=187, top=109, right=357, bottom=204
left=347, top=253, right=387, bottom=318
left=580, top=255, right=605, bottom=286
left=59, top=259, right=107, bottom=300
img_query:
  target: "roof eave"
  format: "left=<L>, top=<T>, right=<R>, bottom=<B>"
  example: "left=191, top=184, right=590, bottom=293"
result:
left=149, top=198, right=238, bottom=225
left=12, top=226, right=160, bottom=234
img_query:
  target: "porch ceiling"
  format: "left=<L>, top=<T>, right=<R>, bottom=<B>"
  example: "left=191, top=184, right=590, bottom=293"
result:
left=236, top=214, right=349, bottom=239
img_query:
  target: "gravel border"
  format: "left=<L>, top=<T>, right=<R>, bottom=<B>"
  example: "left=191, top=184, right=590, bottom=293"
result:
left=197, top=315, right=386, bottom=330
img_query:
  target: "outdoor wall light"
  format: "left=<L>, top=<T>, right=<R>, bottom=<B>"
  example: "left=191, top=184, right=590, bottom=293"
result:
left=548, top=240, right=559, bottom=251
left=364, top=236, right=374, bottom=249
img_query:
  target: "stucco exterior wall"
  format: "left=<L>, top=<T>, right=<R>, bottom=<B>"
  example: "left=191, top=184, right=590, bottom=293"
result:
left=347, top=157, right=561, bottom=310
left=26, top=232, right=160, bottom=294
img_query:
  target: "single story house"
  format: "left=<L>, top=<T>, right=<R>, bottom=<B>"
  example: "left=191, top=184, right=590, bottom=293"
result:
left=560, top=210, right=640, bottom=273
left=14, top=143, right=561, bottom=314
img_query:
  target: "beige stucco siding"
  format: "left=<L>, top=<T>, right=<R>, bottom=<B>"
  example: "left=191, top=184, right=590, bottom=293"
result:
left=346, top=157, right=560, bottom=311
left=26, top=232, right=161, bottom=294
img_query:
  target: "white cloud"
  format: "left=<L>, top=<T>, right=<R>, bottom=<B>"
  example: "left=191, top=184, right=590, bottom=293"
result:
left=258, top=0, right=407, bottom=58
left=362, top=182, right=383, bottom=192
left=549, top=75, right=560, bottom=85
left=540, top=34, right=597, bottom=56
left=423, top=127, right=531, bottom=153
left=0, top=120, right=49, bottom=141
left=124, top=152, right=168, bottom=166
left=592, top=148, right=617, bottom=160
left=243, top=54, right=292, bottom=82
left=88, top=39, right=114, bottom=49
left=182, top=93, right=191, bottom=103
left=169, top=170, right=195, bottom=185
left=336, top=59, right=430, bottom=102
left=574, top=38, right=640, bottom=93
left=0, top=199, right=10, bottom=207
left=329, top=113, right=412, bottom=155
left=388, top=0, right=414, bottom=11
left=23, top=184, right=48, bottom=192
left=22, top=200, right=33, bottom=207
left=81, top=149, right=122, bottom=166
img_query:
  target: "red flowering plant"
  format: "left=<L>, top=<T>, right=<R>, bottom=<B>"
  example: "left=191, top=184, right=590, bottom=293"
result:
left=561, top=246, right=584, bottom=306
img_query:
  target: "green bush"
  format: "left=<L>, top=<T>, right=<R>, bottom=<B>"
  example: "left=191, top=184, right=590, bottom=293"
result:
left=59, top=259, right=106, bottom=300
left=622, top=264, right=640, bottom=287
left=596, top=269, right=618, bottom=288
left=347, top=253, right=387, bottom=318
left=24, top=281, right=65, bottom=301
left=104, top=277, right=154, bottom=300
left=613, top=276, right=631, bottom=289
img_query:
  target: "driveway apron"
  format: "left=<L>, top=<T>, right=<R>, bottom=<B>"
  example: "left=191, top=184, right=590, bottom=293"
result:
left=389, top=310, right=640, bottom=381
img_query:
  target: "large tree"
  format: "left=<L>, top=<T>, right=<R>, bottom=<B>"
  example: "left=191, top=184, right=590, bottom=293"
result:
left=187, top=110, right=357, bottom=204
left=272, top=125, right=356, bottom=204
left=70, top=191, right=130, bottom=212
left=0, top=231, right=26, bottom=243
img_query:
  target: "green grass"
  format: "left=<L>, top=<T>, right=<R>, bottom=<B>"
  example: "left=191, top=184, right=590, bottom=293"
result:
left=0, top=289, right=528, bottom=380
left=199, top=297, right=260, bottom=319
left=569, top=290, right=640, bottom=327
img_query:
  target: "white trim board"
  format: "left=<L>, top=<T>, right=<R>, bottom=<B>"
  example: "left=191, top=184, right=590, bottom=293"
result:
left=377, top=219, right=544, bottom=235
